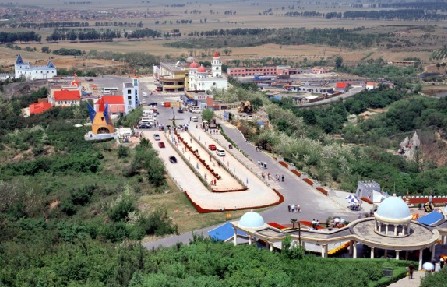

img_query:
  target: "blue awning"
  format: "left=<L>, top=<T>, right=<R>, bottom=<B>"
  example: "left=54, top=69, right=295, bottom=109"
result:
left=418, top=211, right=444, bottom=226
left=208, top=222, right=247, bottom=241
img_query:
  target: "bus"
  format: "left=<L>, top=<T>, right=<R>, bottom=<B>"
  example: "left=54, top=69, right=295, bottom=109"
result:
left=102, top=87, right=119, bottom=94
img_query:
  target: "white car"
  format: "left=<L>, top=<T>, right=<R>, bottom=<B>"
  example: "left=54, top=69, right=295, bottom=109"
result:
left=216, top=149, right=225, bottom=156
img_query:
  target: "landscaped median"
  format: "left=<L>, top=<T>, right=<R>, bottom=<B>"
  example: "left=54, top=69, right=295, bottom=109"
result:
left=156, top=130, right=283, bottom=212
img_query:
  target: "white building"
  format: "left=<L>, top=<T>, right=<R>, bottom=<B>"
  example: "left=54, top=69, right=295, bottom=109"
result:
left=123, top=78, right=139, bottom=114
left=188, top=51, right=227, bottom=92
left=15, top=55, right=57, bottom=80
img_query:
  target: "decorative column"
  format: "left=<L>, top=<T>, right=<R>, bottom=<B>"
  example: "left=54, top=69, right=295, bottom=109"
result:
left=384, top=250, right=388, bottom=258
left=396, top=250, right=400, bottom=260
left=321, top=245, right=328, bottom=258
left=301, top=241, right=306, bottom=250
left=431, top=245, right=436, bottom=261
left=349, top=241, right=354, bottom=256
left=394, top=224, right=398, bottom=236
left=269, top=242, right=274, bottom=252
left=248, top=235, right=252, bottom=245
left=353, top=241, right=358, bottom=259
left=371, top=247, right=375, bottom=259
left=233, top=227, right=237, bottom=246
left=443, top=235, right=447, bottom=245
left=385, top=224, right=389, bottom=235
left=418, top=249, right=423, bottom=270
left=378, top=223, right=382, bottom=233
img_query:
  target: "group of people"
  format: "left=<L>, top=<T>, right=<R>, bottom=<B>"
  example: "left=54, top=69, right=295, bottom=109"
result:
left=261, top=172, right=285, bottom=182
left=287, top=204, right=301, bottom=213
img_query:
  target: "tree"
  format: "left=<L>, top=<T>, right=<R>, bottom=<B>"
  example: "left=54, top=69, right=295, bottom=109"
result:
left=202, top=108, right=214, bottom=122
left=335, top=56, right=344, bottom=69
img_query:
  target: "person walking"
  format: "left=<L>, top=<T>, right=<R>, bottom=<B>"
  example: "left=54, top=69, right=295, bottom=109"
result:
left=408, top=264, right=415, bottom=279
left=281, top=175, right=284, bottom=182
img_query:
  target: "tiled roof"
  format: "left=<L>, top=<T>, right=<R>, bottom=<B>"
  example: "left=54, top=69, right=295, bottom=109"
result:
left=30, top=102, right=52, bottom=115
left=53, top=89, right=81, bottom=101
left=101, top=95, right=124, bottom=105
left=336, top=82, right=349, bottom=89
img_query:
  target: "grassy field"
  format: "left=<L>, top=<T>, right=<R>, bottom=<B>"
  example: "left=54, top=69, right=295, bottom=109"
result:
left=139, top=181, right=246, bottom=235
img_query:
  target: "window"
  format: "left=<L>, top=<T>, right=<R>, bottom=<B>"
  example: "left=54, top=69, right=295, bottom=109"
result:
left=128, top=89, right=132, bottom=94
left=128, top=96, right=132, bottom=99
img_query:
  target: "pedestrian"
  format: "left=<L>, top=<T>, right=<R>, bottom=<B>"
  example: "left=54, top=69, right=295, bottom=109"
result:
left=296, top=204, right=301, bottom=212
left=262, top=173, right=265, bottom=179
left=288, top=205, right=291, bottom=212
left=311, top=219, right=316, bottom=229
left=316, top=219, right=320, bottom=229
left=408, top=264, right=415, bottom=279
left=267, top=173, right=271, bottom=180
left=281, top=175, right=284, bottom=182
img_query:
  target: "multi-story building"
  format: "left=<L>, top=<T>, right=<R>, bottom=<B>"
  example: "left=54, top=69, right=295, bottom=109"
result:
left=153, top=52, right=228, bottom=92
left=48, top=87, right=81, bottom=107
left=15, top=54, right=57, bottom=80
left=153, top=61, right=188, bottom=92
left=123, top=78, right=139, bottom=114
left=227, top=65, right=302, bottom=77
left=188, top=52, right=227, bottom=92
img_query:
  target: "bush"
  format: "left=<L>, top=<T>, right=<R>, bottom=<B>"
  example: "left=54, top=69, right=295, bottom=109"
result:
left=108, top=196, right=136, bottom=222
left=118, top=145, right=129, bottom=158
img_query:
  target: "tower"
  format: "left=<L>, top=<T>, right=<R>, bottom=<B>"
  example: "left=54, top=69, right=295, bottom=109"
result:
left=123, top=78, right=139, bottom=114
left=212, top=51, right=222, bottom=77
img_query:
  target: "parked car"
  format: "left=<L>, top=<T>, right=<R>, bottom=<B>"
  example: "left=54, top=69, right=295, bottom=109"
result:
left=153, top=134, right=161, bottom=141
left=191, top=116, right=199, bottom=122
left=208, top=144, right=217, bottom=151
left=216, top=149, right=225, bottom=156
left=178, top=109, right=184, bottom=113
left=158, top=142, right=165, bottom=148
left=169, top=156, right=177, bottom=163
left=138, top=123, right=151, bottom=129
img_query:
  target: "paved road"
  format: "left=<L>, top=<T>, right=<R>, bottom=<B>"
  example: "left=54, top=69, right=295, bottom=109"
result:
left=142, top=95, right=358, bottom=250
left=298, top=86, right=364, bottom=107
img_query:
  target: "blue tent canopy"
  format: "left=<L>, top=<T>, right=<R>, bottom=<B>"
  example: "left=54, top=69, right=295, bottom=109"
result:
left=418, top=211, right=444, bottom=226
left=208, top=222, right=247, bottom=241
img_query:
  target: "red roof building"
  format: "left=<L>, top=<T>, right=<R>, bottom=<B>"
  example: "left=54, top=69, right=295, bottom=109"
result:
left=29, top=102, right=52, bottom=115
left=49, top=88, right=81, bottom=107
left=95, top=95, right=125, bottom=114
left=336, top=82, right=350, bottom=92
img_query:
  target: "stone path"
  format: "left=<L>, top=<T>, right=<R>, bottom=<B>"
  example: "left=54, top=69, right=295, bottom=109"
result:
left=387, top=271, right=425, bottom=287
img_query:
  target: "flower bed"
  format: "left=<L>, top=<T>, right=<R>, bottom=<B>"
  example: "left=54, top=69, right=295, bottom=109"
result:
left=279, top=161, right=288, bottom=168
left=291, top=169, right=301, bottom=177
left=303, top=178, right=313, bottom=186
left=316, top=187, right=328, bottom=196
left=361, top=197, right=373, bottom=204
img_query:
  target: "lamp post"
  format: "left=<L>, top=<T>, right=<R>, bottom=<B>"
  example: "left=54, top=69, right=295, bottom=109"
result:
left=291, top=218, right=301, bottom=247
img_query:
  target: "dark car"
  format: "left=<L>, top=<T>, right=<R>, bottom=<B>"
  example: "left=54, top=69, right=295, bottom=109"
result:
left=138, top=123, right=151, bottom=129
left=158, top=142, right=165, bottom=148
left=178, top=109, right=184, bottom=113
left=169, top=156, right=177, bottom=163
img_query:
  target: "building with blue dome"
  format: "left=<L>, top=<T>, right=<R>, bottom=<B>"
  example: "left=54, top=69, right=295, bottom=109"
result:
left=238, top=211, right=266, bottom=229
left=374, top=196, right=412, bottom=237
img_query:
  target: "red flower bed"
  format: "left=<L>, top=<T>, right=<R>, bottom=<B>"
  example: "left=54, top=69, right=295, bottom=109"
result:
left=268, top=222, right=287, bottom=230
left=361, top=197, right=373, bottom=204
left=279, top=161, right=288, bottom=168
left=316, top=187, right=328, bottom=196
left=303, top=178, right=313, bottom=186
left=291, top=170, right=301, bottom=177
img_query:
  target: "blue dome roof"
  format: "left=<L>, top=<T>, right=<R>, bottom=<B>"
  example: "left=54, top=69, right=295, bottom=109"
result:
left=239, top=212, right=265, bottom=228
left=376, top=197, right=411, bottom=220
